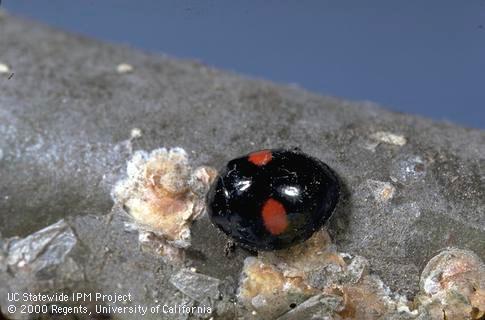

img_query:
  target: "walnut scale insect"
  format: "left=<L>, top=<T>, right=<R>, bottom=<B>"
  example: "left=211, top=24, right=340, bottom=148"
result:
left=206, top=148, right=340, bottom=251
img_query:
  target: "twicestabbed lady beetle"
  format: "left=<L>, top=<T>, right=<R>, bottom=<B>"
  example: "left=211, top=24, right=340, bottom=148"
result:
left=206, top=149, right=340, bottom=251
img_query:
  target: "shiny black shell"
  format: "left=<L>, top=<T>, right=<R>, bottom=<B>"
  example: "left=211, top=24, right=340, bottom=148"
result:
left=206, top=149, right=340, bottom=251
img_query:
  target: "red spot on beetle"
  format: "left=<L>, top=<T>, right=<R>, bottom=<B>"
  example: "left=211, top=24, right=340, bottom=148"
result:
left=248, top=150, right=272, bottom=166
left=261, top=198, right=288, bottom=235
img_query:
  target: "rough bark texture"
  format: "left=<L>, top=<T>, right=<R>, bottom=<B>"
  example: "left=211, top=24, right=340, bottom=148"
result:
left=0, top=13, right=484, bottom=320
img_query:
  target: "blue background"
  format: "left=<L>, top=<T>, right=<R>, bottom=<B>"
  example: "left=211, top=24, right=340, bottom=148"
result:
left=3, top=0, right=484, bottom=128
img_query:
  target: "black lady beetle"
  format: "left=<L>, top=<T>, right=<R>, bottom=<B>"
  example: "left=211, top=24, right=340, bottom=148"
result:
left=206, top=149, right=340, bottom=251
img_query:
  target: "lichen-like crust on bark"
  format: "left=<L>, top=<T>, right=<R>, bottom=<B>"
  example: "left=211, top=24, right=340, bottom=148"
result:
left=113, top=147, right=216, bottom=256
